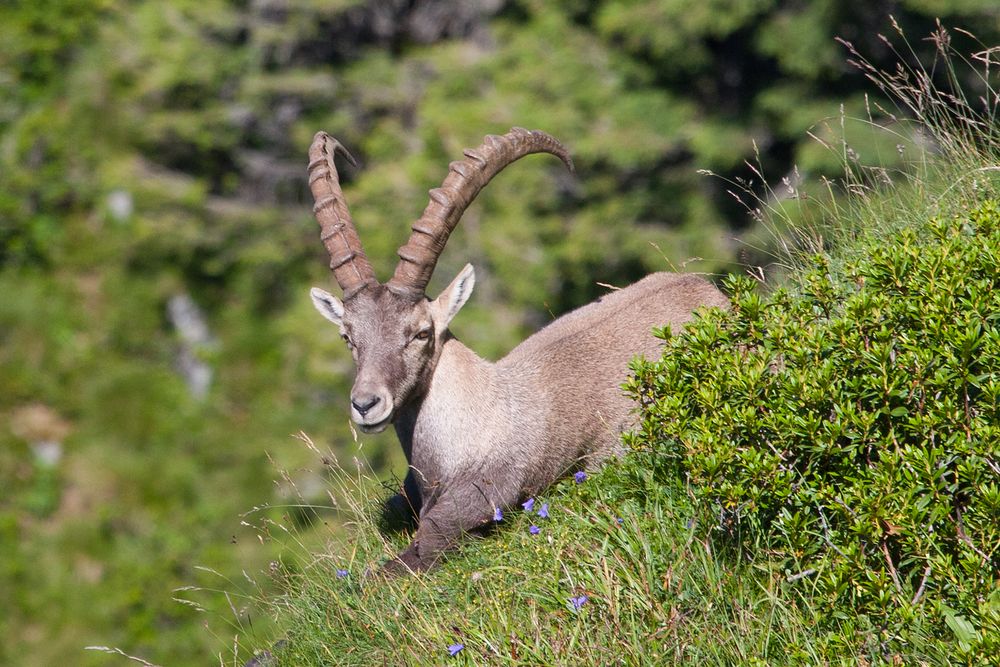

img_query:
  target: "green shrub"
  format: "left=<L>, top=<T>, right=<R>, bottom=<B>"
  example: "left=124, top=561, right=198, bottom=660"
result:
left=626, top=200, right=1000, bottom=662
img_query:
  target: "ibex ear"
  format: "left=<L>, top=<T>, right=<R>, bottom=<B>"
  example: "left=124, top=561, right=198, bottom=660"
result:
left=431, top=263, right=475, bottom=330
left=310, top=287, right=345, bottom=326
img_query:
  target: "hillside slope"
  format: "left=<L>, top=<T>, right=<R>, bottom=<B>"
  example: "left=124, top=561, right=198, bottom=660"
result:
left=249, top=175, right=1000, bottom=667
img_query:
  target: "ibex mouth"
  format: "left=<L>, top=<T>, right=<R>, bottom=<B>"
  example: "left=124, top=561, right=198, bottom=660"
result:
left=357, top=413, right=393, bottom=434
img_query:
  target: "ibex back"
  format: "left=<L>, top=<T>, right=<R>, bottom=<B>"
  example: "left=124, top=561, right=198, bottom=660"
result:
left=306, top=128, right=729, bottom=574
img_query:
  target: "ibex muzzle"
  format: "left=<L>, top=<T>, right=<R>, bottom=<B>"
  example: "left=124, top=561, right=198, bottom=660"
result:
left=306, top=128, right=729, bottom=573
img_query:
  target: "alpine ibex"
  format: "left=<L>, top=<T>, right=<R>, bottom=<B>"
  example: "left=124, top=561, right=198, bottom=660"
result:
left=306, top=128, right=729, bottom=574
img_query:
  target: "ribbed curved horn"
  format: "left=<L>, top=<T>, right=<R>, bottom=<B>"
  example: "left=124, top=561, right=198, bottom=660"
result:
left=308, top=132, right=377, bottom=299
left=387, top=127, right=574, bottom=297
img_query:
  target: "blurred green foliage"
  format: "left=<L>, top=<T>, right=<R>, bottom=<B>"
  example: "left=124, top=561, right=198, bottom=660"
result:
left=1, top=0, right=998, bottom=664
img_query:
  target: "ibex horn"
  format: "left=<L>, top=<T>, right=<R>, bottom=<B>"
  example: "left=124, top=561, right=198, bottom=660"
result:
left=308, top=132, right=377, bottom=299
left=386, top=127, right=574, bottom=297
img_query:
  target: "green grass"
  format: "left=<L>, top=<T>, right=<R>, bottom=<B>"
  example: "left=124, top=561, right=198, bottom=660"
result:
left=242, top=430, right=976, bottom=665
left=241, top=454, right=865, bottom=666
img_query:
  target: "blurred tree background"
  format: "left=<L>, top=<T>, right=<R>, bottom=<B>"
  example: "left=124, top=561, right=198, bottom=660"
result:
left=1, top=0, right=997, bottom=664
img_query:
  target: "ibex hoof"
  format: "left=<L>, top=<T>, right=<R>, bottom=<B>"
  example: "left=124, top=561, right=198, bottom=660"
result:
left=379, top=556, right=416, bottom=578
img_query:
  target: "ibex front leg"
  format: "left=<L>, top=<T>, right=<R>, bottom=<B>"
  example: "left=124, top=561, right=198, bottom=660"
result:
left=383, top=472, right=519, bottom=575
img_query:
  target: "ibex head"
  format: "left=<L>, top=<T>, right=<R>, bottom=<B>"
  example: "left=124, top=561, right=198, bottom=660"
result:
left=307, top=128, right=573, bottom=433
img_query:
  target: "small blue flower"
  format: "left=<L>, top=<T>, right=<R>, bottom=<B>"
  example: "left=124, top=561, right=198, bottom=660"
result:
left=448, top=643, right=464, bottom=656
left=569, top=594, right=588, bottom=611
left=615, top=517, right=624, bottom=525
left=529, top=525, right=540, bottom=535
left=493, top=506, right=503, bottom=522
left=574, top=471, right=587, bottom=484
left=335, top=568, right=349, bottom=578
left=537, top=503, right=549, bottom=519
left=521, top=497, right=535, bottom=512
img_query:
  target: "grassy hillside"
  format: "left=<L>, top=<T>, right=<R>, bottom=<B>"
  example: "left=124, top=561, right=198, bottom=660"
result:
left=242, top=36, right=1000, bottom=667
left=241, top=190, right=1000, bottom=667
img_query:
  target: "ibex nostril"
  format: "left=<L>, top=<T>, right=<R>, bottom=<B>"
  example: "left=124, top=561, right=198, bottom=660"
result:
left=351, top=395, right=380, bottom=416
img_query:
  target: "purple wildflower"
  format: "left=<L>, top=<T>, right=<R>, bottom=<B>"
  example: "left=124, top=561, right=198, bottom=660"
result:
left=493, top=506, right=503, bottom=522
left=616, top=517, right=624, bottom=525
left=574, top=471, right=587, bottom=484
left=521, top=497, right=535, bottom=512
left=529, top=525, right=540, bottom=535
left=335, top=568, right=349, bottom=578
left=448, top=643, right=464, bottom=656
left=569, top=594, right=589, bottom=611
left=537, top=503, right=549, bottom=519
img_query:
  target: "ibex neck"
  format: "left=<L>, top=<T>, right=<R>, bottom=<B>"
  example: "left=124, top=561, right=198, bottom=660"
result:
left=394, top=335, right=496, bottom=459
left=439, top=334, right=492, bottom=370
left=423, top=335, right=495, bottom=406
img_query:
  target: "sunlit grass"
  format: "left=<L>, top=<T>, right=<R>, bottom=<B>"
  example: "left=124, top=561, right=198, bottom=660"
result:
left=229, top=437, right=887, bottom=666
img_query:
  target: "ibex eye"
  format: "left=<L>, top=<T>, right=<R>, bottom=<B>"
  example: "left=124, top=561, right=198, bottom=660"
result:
left=414, top=329, right=431, bottom=341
